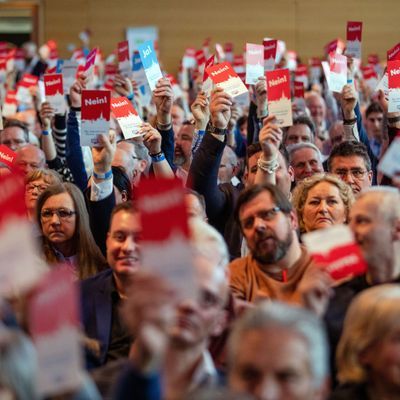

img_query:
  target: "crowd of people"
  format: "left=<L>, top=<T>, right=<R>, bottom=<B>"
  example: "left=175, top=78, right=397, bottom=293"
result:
left=0, top=32, right=400, bottom=400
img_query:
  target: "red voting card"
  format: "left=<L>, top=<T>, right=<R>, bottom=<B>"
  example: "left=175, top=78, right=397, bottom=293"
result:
left=295, top=64, right=309, bottom=88
left=0, top=171, right=26, bottom=227
left=2, top=90, right=17, bottom=117
left=266, top=68, right=292, bottom=127
left=111, top=96, right=142, bottom=139
left=136, top=178, right=197, bottom=300
left=44, top=73, right=63, bottom=95
left=137, top=178, right=190, bottom=242
left=303, top=225, right=367, bottom=281
left=81, top=90, right=111, bottom=146
left=246, top=43, right=264, bottom=85
left=325, top=39, right=339, bottom=55
left=118, top=40, right=132, bottom=78
left=44, top=73, right=65, bottom=113
left=267, top=68, right=291, bottom=101
left=195, top=49, right=206, bottom=67
left=19, top=74, right=38, bottom=88
left=387, top=60, right=400, bottom=112
left=294, top=81, right=305, bottom=98
left=81, top=90, right=111, bottom=120
left=368, top=54, right=379, bottom=65
left=346, top=21, right=362, bottom=59
left=85, top=47, right=97, bottom=71
left=206, top=61, right=248, bottom=98
left=327, top=52, right=347, bottom=93
left=118, top=40, right=130, bottom=63
left=203, top=54, right=215, bottom=82
left=388, top=60, right=400, bottom=89
left=28, top=267, right=82, bottom=396
left=263, top=39, right=277, bottom=71
left=388, top=43, right=400, bottom=62
left=0, top=145, right=16, bottom=168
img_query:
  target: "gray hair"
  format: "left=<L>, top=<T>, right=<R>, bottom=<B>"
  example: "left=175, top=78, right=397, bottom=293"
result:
left=287, top=142, right=323, bottom=164
left=189, top=218, right=229, bottom=271
left=0, top=328, right=39, bottom=400
left=357, top=187, right=400, bottom=221
left=228, top=301, right=329, bottom=387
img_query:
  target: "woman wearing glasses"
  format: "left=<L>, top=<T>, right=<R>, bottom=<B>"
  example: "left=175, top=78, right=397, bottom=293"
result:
left=25, top=168, right=62, bottom=222
left=36, top=182, right=106, bottom=280
left=292, top=173, right=354, bottom=234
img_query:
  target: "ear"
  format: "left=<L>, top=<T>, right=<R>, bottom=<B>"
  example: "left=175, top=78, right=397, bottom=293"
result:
left=367, top=170, right=373, bottom=185
left=210, top=309, right=228, bottom=337
left=393, top=218, right=400, bottom=241
left=288, top=165, right=295, bottom=182
left=289, top=209, right=299, bottom=230
left=243, top=166, right=249, bottom=185
left=121, top=190, right=128, bottom=202
left=138, top=159, right=147, bottom=174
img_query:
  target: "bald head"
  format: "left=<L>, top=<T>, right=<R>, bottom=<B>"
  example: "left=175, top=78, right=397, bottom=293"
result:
left=305, top=93, right=326, bottom=126
left=349, top=188, right=400, bottom=282
left=113, top=146, right=135, bottom=183
left=15, top=145, right=45, bottom=175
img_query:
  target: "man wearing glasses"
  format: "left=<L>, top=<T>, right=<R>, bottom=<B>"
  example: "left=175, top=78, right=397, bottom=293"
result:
left=229, top=183, right=314, bottom=304
left=327, top=141, right=373, bottom=195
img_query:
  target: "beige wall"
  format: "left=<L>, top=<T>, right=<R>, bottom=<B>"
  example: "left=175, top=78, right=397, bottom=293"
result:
left=42, top=0, right=399, bottom=73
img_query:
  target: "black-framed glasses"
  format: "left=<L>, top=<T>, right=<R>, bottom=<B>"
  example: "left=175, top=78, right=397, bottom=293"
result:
left=26, top=183, right=48, bottom=193
left=41, top=208, right=77, bottom=221
left=334, top=169, right=368, bottom=180
left=240, top=207, right=281, bottom=230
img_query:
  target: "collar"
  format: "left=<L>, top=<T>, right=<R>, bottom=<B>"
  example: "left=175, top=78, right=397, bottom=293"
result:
left=188, top=350, right=218, bottom=392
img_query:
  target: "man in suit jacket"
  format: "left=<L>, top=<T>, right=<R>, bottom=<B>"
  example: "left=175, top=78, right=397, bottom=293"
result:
left=80, top=201, right=141, bottom=369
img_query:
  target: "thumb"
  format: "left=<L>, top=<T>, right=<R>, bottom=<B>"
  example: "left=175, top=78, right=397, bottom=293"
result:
left=263, top=114, right=277, bottom=126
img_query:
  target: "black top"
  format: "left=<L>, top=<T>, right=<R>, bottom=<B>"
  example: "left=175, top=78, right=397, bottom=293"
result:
left=106, top=286, right=132, bottom=363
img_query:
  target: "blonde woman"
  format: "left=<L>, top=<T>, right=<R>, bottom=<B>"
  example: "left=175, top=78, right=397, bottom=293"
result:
left=24, top=168, right=62, bottom=221
left=292, top=173, right=354, bottom=234
left=330, top=284, right=400, bottom=399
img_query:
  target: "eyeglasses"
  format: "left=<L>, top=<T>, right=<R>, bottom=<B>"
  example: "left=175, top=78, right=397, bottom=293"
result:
left=41, top=208, right=76, bottom=221
left=240, top=207, right=281, bottom=230
left=334, top=169, right=368, bottom=180
left=26, top=183, right=48, bottom=193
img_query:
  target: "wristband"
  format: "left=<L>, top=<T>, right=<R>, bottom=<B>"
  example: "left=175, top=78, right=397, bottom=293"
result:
left=257, top=157, right=279, bottom=174
left=42, top=130, right=50, bottom=136
left=93, top=170, right=113, bottom=180
left=343, top=117, right=357, bottom=125
left=207, top=122, right=228, bottom=135
left=70, top=106, right=81, bottom=112
left=127, top=93, right=134, bottom=101
left=156, top=120, right=172, bottom=130
left=150, top=152, right=166, bottom=163
left=388, top=116, right=400, bottom=124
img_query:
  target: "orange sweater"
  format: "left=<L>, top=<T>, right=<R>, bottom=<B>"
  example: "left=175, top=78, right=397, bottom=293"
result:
left=229, top=246, right=313, bottom=304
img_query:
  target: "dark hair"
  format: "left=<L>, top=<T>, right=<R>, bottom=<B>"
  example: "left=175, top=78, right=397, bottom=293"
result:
left=290, top=115, right=316, bottom=137
left=110, top=200, right=138, bottom=224
left=112, top=166, right=132, bottom=200
left=2, top=119, right=29, bottom=142
left=36, top=183, right=106, bottom=279
left=327, top=141, right=372, bottom=172
left=245, top=142, right=262, bottom=168
left=237, top=115, right=247, bottom=128
left=365, top=102, right=383, bottom=119
left=184, top=188, right=206, bottom=214
left=234, top=183, right=293, bottom=227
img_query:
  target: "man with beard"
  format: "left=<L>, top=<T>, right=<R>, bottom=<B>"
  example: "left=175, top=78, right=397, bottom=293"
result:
left=174, top=121, right=194, bottom=184
left=229, top=183, right=314, bottom=303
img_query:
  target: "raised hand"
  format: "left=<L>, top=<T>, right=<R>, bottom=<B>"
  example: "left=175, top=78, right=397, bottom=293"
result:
left=209, top=87, right=233, bottom=130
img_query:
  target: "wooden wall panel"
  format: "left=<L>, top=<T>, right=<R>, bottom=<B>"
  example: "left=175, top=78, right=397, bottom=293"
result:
left=42, top=0, right=400, bottom=73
